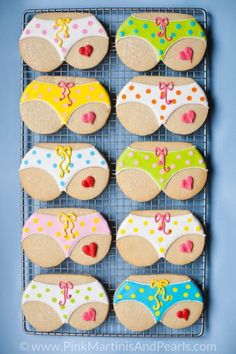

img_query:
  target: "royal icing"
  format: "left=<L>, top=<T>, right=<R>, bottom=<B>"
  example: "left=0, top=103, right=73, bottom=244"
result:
left=114, top=279, right=203, bottom=322
left=20, top=145, right=108, bottom=191
left=117, top=80, right=208, bottom=126
left=117, top=212, right=205, bottom=258
left=116, top=145, right=207, bottom=190
left=22, top=211, right=111, bottom=257
left=116, top=15, right=206, bottom=60
left=20, top=15, right=107, bottom=60
left=21, top=80, right=110, bottom=125
left=23, top=279, right=108, bottom=323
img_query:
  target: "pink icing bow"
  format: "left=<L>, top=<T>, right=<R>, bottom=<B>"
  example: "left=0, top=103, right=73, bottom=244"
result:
left=155, top=17, right=172, bottom=41
left=57, top=81, right=75, bottom=106
left=159, top=81, right=174, bottom=105
left=155, top=212, right=171, bottom=235
left=155, top=147, right=170, bottom=172
left=58, top=281, right=74, bottom=306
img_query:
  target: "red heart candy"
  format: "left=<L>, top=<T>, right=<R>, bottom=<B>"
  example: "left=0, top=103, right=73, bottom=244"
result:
left=179, top=47, right=193, bottom=62
left=181, top=110, right=196, bottom=124
left=177, top=309, right=190, bottom=321
left=82, top=242, right=98, bottom=257
left=83, top=308, right=96, bottom=321
left=181, top=176, right=194, bottom=190
left=81, top=112, right=96, bottom=124
left=81, top=176, right=95, bottom=188
left=79, top=45, right=94, bottom=57
left=179, top=240, right=193, bottom=253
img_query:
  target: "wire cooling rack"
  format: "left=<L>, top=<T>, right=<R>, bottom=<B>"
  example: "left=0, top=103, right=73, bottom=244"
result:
left=21, top=7, right=208, bottom=337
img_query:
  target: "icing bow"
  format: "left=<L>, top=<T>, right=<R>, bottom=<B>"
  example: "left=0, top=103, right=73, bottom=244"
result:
left=57, top=81, right=75, bottom=107
left=54, top=18, right=71, bottom=47
left=56, top=145, right=72, bottom=178
left=155, top=212, right=171, bottom=235
left=159, top=81, right=174, bottom=105
left=150, top=279, right=172, bottom=310
left=155, top=17, right=172, bottom=41
left=58, top=281, right=74, bottom=306
left=155, top=147, right=170, bottom=172
left=58, top=212, right=77, bottom=239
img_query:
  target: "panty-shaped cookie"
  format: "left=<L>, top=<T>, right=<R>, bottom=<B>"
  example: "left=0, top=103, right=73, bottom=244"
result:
left=114, top=274, right=203, bottom=331
left=20, top=76, right=111, bottom=134
left=22, top=274, right=109, bottom=332
left=22, top=208, right=112, bottom=267
left=116, top=13, right=206, bottom=71
left=117, top=76, right=208, bottom=135
left=20, top=13, right=109, bottom=71
left=19, top=143, right=109, bottom=201
left=116, top=142, right=207, bottom=201
left=117, top=210, right=205, bottom=266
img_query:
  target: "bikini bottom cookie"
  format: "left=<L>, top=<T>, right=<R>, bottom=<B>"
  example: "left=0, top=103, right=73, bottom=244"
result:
left=116, top=142, right=207, bottom=201
left=22, top=208, right=112, bottom=267
left=22, top=274, right=109, bottom=332
left=20, top=76, right=111, bottom=135
left=19, top=143, right=110, bottom=201
left=114, top=274, right=203, bottom=331
left=117, top=210, right=205, bottom=266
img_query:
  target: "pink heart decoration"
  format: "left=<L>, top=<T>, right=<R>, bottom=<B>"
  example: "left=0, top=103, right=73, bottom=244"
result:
left=179, top=47, right=193, bottom=62
left=83, top=308, right=96, bottom=321
left=81, top=112, right=96, bottom=124
left=181, top=110, right=196, bottom=124
left=181, top=176, right=194, bottom=190
left=179, top=240, right=193, bottom=253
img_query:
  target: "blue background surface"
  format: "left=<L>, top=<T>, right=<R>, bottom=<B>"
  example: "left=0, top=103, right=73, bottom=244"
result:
left=0, top=0, right=235, bottom=353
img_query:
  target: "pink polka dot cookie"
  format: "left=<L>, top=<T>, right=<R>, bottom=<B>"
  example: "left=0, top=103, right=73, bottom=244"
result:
left=20, top=13, right=109, bottom=71
left=116, top=76, right=208, bottom=136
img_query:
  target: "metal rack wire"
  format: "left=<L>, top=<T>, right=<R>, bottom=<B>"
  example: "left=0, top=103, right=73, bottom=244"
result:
left=21, top=7, right=208, bottom=337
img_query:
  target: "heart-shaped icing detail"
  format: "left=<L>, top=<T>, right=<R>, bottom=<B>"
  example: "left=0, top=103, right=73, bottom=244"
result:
left=81, top=176, right=95, bottom=188
left=79, top=45, right=93, bottom=57
left=181, top=176, right=194, bottom=190
left=179, top=47, right=193, bottom=62
left=181, top=110, right=196, bottom=124
left=83, top=308, right=96, bottom=321
left=179, top=240, right=193, bottom=253
left=82, top=242, right=98, bottom=257
left=81, top=112, right=96, bottom=124
left=176, top=308, right=190, bottom=321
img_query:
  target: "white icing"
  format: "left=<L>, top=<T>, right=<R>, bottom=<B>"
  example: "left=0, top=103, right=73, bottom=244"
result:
left=117, top=213, right=205, bottom=257
left=19, top=146, right=109, bottom=191
left=20, top=15, right=108, bottom=60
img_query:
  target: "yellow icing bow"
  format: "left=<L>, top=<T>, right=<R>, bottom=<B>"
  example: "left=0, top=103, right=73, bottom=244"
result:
left=58, top=212, right=77, bottom=239
left=56, top=145, right=72, bottom=178
left=54, top=18, right=71, bottom=47
left=150, top=279, right=172, bottom=310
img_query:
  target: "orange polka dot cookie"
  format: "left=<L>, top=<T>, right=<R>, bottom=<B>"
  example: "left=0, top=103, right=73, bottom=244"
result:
left=116, top=142, right=208, bottom=202
left=22, top=208, right=112, bottom=267
left=116, top=76, right=208, bottom=136
left=116, top=13, right=207, bottom=71
left=20, top=13, right=109, bottom=71
left=117, top=210, right=205, bottom=266
left=22, top=274, right=109, bottom=331
left=20, top=76, right=111, bottom=135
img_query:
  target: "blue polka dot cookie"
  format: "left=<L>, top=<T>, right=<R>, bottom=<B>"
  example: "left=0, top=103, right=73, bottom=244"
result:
left=116, top=13, right=207, bottom=71
left=19, top=143, right=109, bottom=201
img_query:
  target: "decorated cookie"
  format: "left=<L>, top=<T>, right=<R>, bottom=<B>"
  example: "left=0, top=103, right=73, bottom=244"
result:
left=19, top=143, right=109, bottom=201
left=116, top=76, right=208, bottom=135
left=20, top=76, right=111, bottom=135
left=22, top=208, right=112, bottom=267
left=116, top=142, right=207, bottom=202
left=116, top=13, right=207, bottom=71
left=22, top=274, right=109, bottom=332
left=20, top=13, right=109, bottom=71
left=114, top=274, right=203, bottom=331
left=117, top=210, right=205, bottom=266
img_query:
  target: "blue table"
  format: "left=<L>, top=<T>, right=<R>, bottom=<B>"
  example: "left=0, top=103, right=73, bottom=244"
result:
left=0, top=0, right=235, bottom=353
